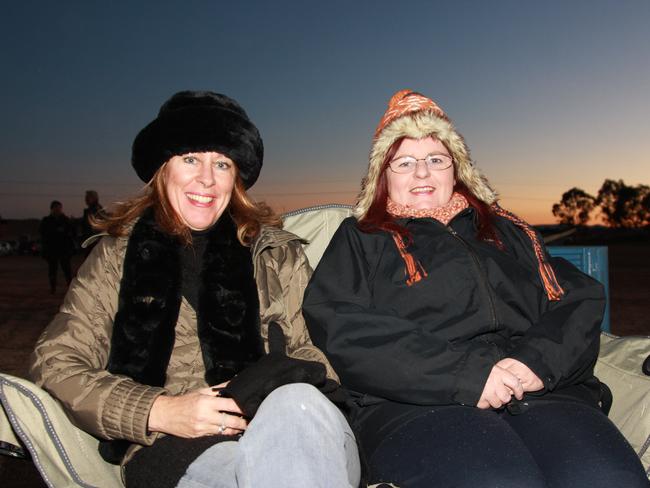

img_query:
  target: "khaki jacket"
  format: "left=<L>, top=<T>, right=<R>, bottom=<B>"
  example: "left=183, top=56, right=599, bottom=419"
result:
left=29, top=225, right=336, bottom=463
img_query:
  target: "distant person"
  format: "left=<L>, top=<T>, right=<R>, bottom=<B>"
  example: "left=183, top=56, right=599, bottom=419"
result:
left=39, top=200, right=74, bottom=293
left=303, top=90, right=649, bottom=487
left=30, top=91, right=360, bottom=488
left=81, top=190, right=104, bottom=256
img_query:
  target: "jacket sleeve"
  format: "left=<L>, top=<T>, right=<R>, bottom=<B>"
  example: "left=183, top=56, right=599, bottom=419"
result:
left=29, top=237, right=165, bottom=445
left=256, top=238, right=340, bottom=382
left=507, top=247, right=604, bottom=392
left=303, top=219, right=500, bottom=406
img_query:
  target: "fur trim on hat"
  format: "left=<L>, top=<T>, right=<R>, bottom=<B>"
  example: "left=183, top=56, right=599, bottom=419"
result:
left=132, top=91, right=263, bottom=188
left=354, top=105, right=498, bottom=219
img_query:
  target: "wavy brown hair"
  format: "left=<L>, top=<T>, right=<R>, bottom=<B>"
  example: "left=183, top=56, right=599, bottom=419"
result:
left=92, top=163, right=281, bottom=246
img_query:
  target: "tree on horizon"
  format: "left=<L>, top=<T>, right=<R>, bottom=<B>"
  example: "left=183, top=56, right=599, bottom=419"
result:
left=552, top=179, right=650, bottom=228
left=597, top=179, right=650, bottom=228
left=552, top=188, right=596, bottom=226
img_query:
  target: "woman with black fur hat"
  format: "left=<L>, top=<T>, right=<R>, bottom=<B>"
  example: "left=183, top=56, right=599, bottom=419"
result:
left=29, top=91, right=360, bottom=488
left=303, top=90, right=648, bottom=487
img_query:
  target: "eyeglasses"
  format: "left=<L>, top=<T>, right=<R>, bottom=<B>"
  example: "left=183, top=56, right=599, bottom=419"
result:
left=388, top=154, right=453, bottom=174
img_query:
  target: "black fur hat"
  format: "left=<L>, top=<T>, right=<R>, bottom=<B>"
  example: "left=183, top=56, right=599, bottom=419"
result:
left=131, top=91, right=263, bottom=188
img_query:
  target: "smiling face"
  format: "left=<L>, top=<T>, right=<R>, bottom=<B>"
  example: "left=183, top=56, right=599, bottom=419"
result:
left=164, top=151, right=236, bottom=231
left=385, top=137, right=455, bottom=209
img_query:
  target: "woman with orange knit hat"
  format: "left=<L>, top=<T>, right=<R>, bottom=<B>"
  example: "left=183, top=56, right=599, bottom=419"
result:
left=303, top=90, right=648, bottom=487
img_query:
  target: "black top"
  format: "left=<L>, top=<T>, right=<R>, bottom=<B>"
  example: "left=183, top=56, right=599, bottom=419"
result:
left=303, top=210, right=605, bottom=408
left=181, top=230, right=209, bottom=311
left=39, top=214, right=75, bottom=258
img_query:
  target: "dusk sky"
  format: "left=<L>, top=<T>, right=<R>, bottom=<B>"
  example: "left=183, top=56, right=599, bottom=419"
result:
left=2, top=0, right=649, bottom=223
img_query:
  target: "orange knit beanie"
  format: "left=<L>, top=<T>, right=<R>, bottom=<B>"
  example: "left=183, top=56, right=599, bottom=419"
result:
left=374, top=89, right=448, bottom=138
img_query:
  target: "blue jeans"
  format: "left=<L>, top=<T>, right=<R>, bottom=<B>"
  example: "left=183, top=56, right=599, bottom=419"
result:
left=176, top=383, right=361, bottom=488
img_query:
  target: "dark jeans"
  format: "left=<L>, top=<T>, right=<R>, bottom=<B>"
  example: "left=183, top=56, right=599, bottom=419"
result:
left=46, top=255, right=71, bottom=291
left=356, top=401, right=649, bottom=488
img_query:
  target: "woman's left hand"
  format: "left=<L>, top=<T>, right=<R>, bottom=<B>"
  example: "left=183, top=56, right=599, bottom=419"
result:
left=477, top=365, right=524, bottom=409
left=148, top=382, right=247, bottom=438
left=496, top=358, right=544, bottom=393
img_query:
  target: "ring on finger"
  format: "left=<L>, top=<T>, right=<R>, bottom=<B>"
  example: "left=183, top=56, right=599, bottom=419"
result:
left=218, top=412, right=227, bottom=434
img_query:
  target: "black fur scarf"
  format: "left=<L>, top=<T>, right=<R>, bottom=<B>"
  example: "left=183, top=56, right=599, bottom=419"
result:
left=99, top=208, right=263, bottom=463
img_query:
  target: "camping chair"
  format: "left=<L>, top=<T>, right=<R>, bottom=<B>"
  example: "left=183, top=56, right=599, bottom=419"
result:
left=1, top=204, right=649, bottom=486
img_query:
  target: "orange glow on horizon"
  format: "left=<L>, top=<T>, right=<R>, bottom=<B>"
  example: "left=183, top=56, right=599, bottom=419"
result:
left=253, top=190, right=559, bottom=225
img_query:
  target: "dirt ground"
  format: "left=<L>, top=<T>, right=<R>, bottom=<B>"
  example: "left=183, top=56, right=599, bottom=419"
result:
left=1, top=244, right=648, bottom=486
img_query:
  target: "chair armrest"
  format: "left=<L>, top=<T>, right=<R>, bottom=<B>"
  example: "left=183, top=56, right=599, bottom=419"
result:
left=595, top=332, right=650, bottom=477
left=0, top=373, right=123, bottom=487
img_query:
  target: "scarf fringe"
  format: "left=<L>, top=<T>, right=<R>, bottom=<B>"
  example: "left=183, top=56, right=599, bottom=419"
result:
left=387, top=203, right=564, bottom=300
left=491, top=205, right=564, bottom=301
left=391, top=232, right=428, bottom=286
left=388, top=205, right=564, bottom=300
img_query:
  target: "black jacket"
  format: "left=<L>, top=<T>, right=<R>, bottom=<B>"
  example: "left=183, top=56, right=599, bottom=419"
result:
left=39, top=214, right=75, bottom=259
left=303, top=210, right=605, bottom=408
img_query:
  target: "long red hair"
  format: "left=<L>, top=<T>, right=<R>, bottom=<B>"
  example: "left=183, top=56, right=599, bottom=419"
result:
left=358, top=136, right=502, bottom=247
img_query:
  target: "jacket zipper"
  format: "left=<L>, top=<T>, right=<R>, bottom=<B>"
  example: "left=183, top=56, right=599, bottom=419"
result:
left=447, top=226, right=498, bottom=332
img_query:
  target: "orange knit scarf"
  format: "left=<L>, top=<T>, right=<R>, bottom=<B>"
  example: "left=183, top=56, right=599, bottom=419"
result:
left=387, top=192, right=469, bottom=224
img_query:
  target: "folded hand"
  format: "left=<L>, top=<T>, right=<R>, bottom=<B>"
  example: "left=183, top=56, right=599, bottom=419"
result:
left=496, top=357, right=544, bottom=393
left=476, top=365, right=524, bottom=409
